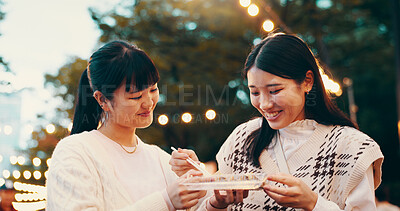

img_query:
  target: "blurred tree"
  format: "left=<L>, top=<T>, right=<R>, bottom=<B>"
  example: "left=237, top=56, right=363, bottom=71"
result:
left=43, top=0, right=399, bottom=203
left=261, top=0, right=400, bottom=204
left=86, top=0, right=260, bottom=160
left=44, top=57, right=88, bottom=120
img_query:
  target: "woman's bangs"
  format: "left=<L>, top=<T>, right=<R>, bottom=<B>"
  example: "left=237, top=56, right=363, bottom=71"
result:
left=124, top=51, right=160, bottom=93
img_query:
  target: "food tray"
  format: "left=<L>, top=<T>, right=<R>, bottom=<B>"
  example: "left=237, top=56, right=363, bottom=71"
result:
left=182, top=173, right=268, bottom=190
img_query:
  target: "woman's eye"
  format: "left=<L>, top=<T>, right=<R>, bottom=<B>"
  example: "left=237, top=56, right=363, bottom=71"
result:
left=151, top=88, right=158, bottom=92
left=251, top=92, right=259, bottom=96
left=130, top=96, right=142, bottom=100
left=270, top=89, right=283, bottom=94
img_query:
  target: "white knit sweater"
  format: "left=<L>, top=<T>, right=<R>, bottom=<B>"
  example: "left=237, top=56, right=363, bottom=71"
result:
left=46, top=130, right=178, bottom=211
left=216, top=118, right=383, bottom=210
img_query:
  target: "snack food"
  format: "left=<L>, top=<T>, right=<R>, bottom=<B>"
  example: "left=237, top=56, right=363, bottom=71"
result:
left=182, top=173, right=268, bottom=190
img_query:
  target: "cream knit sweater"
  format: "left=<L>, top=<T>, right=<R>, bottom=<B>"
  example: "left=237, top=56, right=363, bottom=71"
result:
left=46, top=130, right=177, bottom=211
left=216, top=118, right=383, bottom=210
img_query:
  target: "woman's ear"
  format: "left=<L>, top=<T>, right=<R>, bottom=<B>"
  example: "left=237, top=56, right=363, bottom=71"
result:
left=93, top=90, right=110, bottom=111
left=304, top=70, right=314, bottom=92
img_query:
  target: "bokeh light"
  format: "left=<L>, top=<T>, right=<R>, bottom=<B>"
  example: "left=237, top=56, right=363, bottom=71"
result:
left=247, top=4, right=259, bottom=16
left=182, top=113, right=192, bottom=123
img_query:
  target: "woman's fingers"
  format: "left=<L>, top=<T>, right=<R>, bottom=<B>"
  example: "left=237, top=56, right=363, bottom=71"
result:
left=266, top=173, right=298, bottom=186
left=243, top=190, right=249, bottom=198
left=178, top=148, right=199, bottom=162
left=263, top=184, right=298, bottom=197
left=234, top=190, right=243, bottom=204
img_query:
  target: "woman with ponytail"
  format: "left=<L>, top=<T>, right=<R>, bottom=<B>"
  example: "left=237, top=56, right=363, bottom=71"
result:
left=170, top=33, right=383, bottom=210
left=46, top=41, right=206, bottom=210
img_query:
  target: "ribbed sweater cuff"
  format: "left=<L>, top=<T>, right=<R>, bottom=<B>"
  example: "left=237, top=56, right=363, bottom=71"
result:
left=131, top=191, right=169, bottom=211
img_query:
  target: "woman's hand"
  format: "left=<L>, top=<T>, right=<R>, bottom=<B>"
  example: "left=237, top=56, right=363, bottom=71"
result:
left=169, top=148, right=200, bottom=176
left=209, top=190, right=249, bottom=209
left=167, top=170, right=207, bottom=209
left=263, top=173, right=318, bottom=211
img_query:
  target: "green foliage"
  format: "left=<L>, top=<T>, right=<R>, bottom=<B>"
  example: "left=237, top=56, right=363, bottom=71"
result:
left=87, top=0, right=260, bottom=160
left=44, top=57, right=88, bottom=120
left=44, top=0, right=399, bottom=190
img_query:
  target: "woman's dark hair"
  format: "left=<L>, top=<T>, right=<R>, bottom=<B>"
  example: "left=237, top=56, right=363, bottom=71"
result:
left=71, top=41, right=160, bottom=135
left=243, top=33, right=357, bottom=167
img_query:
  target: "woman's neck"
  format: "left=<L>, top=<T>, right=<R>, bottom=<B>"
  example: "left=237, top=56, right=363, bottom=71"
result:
left=98, top=123, right=137, bottom=147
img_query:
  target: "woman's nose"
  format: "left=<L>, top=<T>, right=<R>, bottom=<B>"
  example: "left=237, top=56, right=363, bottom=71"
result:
left=259, top=94, right=273, bottom=110
left=142, top=95, right=154, bottom=109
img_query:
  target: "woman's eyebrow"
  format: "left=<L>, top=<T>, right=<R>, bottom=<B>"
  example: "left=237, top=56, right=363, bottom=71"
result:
left=248, top=84, right=282, bottom=88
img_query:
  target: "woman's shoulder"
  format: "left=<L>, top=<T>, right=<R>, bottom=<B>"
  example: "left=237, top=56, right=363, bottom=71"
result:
left=231, top=117, right=262, bottom=135
left=323, top=124, right=381, bottom=151
left=333, top=125, right=375, bottom=142
left=54, top=130, right=97, bottom=153
left=221, top=118, right=262, bottom=149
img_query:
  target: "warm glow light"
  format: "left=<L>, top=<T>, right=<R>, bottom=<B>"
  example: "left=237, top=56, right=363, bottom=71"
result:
left=0, top=154, right=3, bottom=163
left=46, top=158, right=52, bottom=167
left=262, top=19, right=274, bottom=32
left=4, top=125, right=13, bottom=135
left=158, top=115, right=169, bottom=126
left=0, top=178, right=4, bottom=187
left=23, top=171, right=32, bottom=180
left=13, top=170, right=21, bottom=179
left=46, top=124, right=56, bottom=134
left=321, top=74, right=342, bottom=96
left=3, top=170, right=10, bottom=179
left=181, top=113, right=192, bottom=123
left=247, top=4, right=259, bottom=16
left=33, top=171, right=41, bottom=180
left=12, top=201, right=47, bottom=210
left=68, top=122, right=73, bottom=132
left=10, top=155, right=17, bottom=165
left=17, top=156, right=26, bottom=165
left=32, top=157, right=41, bottom=167
left=205, top=109, right=216, bottom=120
left=44, top=171, right=48, bottom=179
left=239, top=0, right=251, bottom=7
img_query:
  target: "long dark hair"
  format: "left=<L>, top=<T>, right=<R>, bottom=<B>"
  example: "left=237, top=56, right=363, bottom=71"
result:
left=70, top=41, right=160, bottom=135
left=243, top=33, right=357, bottom=167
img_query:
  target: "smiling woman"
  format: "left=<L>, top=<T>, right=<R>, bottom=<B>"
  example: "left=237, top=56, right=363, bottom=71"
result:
left=170, top=33, right=384, bottom=210
left=46, top=41, right=206, bottom=210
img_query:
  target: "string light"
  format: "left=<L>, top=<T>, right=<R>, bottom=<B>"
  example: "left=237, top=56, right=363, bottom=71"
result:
left=158, top=115, right=169, bottom=125
left=2, top=170, right=10, bottom=179
left=10, top=155, right=17, bottom=165
left=4, top=125, right=13, bottom=135
left=23, top=171, right=32, bottom=180
left=205, top=109, right=216, bottom=120
left=32, top=157, right=41, bottom=167
left=17, top=156, right=25, bottom=165
left=46, top=124, right=56, bottom=134
left=247, top=4, right=259, bottom=16
left=182, top=113, right=192, bottom=123
left=13, top=170, right=21, bottom=179
left=33, top=171, right=41, bottom=180
left=262, top=19, right=274, bottom=32
left=239, top=0, right=251, bottom=7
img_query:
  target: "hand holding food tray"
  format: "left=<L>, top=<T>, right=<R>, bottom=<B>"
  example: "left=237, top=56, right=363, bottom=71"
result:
left=181, top=173, right=268, bottom=191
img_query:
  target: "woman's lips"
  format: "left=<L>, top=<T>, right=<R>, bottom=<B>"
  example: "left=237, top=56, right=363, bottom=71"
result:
left=264, top=110, right=282, bottom=121
left=138, top=111, right=151, bottom=117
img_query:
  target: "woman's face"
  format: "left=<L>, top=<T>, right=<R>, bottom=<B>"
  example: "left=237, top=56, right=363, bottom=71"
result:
left=247, top=66, right=310, bottom=130
left=107, top=83, right=159, bottom=129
